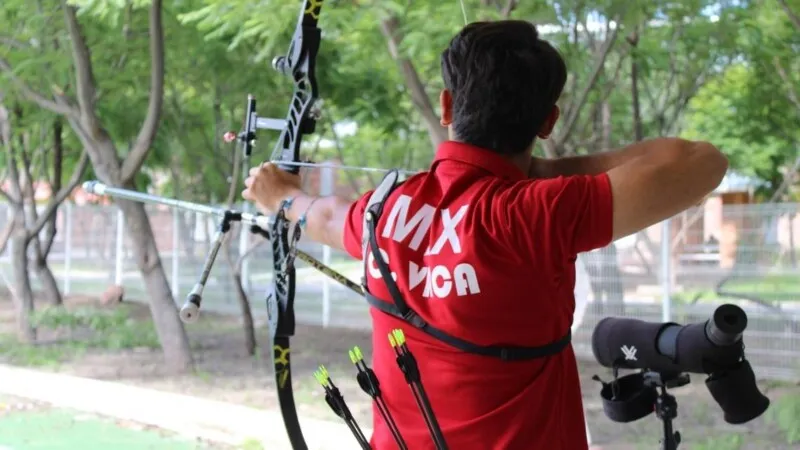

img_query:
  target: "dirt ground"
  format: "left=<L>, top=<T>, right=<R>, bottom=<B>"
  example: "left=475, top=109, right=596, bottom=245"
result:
left=1, top=293, right=798, bottom=450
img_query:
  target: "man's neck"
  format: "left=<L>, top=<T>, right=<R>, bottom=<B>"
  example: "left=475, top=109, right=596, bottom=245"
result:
left=447, top=134, right=534, bottom=176
left=507, top=152, right=533, bottom=176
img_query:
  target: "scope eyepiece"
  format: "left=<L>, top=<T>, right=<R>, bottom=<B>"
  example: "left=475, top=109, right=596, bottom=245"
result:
left=706, top=303, right=747, bottom=346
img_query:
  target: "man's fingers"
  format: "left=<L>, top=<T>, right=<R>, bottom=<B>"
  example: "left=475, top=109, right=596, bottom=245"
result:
left=250, top=163, right=272, bottom=176
left=242, top=188, right=252, bottom=201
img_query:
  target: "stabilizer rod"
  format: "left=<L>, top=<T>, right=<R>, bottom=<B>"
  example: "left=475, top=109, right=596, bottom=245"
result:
left=82, top=181, right=364, bottom=323
left=83, top=181, right=270, bottom=229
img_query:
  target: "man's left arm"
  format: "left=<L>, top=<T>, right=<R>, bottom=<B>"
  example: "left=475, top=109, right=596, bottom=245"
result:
left=277, top=193, right=356, bottom=253
left=242, top=162, right=370, bottom=257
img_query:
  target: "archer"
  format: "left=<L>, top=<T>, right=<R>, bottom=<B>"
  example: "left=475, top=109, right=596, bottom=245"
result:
left=243, top=20, right=728, bottom=450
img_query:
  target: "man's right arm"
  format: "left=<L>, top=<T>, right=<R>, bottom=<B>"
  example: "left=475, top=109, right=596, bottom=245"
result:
left=605, top=138, right=728, bottom=241
left=531, top=137, right=690, bottom=178
left=517, top=138, right=728, bottom=261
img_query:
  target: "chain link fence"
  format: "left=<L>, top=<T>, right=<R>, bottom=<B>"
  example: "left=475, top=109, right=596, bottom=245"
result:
left=1, top=200, right=799, bottom=381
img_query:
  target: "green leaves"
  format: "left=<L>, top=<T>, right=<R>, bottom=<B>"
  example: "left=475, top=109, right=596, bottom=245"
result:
left=682, top=0, right=800, bottom=199
left=1, top=0, right=796, bottom=201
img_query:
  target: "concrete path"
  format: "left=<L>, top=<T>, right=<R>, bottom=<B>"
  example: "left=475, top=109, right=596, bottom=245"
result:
left=0, top=365, right=367, bottom=449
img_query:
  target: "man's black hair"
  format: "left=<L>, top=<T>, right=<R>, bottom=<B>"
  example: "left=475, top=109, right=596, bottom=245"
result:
left=441, top=20, right=567, bottom=155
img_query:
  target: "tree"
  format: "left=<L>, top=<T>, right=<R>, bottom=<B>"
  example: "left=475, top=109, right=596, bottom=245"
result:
left=179, top=0, right=756, bottom=318
left=179, top=1, right=630, bottom=168
left=0, top=100, right=89, bottom=341
left=683, top=1, right=800, bottom=200
left=1, top=0, right=193, bottom=371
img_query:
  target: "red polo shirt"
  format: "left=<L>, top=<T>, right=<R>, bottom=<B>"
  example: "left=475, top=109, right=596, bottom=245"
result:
left=342, top=141, right=613, bottom=450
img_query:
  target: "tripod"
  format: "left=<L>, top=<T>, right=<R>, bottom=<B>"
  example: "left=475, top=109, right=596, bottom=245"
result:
left=642, top=371, right=689, bottom=450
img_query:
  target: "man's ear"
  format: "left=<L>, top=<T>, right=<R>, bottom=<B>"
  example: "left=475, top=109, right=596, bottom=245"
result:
left=439, top=89, right=453, bottom=127
left=538, top=105, right=560, bottom=139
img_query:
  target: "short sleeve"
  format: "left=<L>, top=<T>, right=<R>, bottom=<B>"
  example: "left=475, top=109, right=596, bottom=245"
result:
left=509, top=173, right=613, bottom=262
left=341, top=190, right=374, bottom=260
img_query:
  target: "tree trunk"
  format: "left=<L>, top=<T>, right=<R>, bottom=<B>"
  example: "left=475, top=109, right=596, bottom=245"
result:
left=31, top=237, right=62, bottom=306
left=66, top=109, right=193, bottom=371
left=379, top=16, right=448, bottom=150
left=33, top=263, right=61, bottom=306
left=11, top=233, right=36, bottom=342
left=30, top=204, right=62, bottom=306
left=41, top=118, right=64, bottom=259
left=116, top=194, right=193, bottom=372
left=232, top=264, right=256, bottom=356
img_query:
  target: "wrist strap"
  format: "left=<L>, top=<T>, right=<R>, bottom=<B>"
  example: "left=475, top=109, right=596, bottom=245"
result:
left=278, top=196, right=295, bottom=215
left=298, top=197, right=322, bottom=230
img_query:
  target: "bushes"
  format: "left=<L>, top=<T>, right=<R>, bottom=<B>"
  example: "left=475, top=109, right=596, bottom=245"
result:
left=32, top=305, right=160, bottom=350
left=0, top=305, right=159, bottom=367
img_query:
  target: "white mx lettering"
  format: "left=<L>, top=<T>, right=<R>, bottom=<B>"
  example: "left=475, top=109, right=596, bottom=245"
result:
left=382, top=195, right=435, bottom=251
left=425, top=204, right=468, bottom=256
left=374, top=199, right=480, bottom=299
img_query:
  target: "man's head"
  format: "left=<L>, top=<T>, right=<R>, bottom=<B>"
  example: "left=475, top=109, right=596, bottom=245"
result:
left=439, top=20, right=567, bottom=156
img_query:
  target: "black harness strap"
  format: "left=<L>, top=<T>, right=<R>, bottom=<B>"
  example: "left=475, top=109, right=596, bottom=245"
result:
left=361, top=170, right=571, bottom=362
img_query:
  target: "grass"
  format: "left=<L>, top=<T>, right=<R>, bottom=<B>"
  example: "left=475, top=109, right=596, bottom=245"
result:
left=690, top=434, right=744, bottom=450
left=0, top=408, right=212, bottom=450
left=723, top=274, right=800, bottom=295
left=0, top=304, right=160, bottom=368
left=671, top=273, right=800, bottom=305
left=0, top=338, right=88, bottom=367
left=766, top=392, right=800, bottom=445
left=237, top=438, right=265, bottom=450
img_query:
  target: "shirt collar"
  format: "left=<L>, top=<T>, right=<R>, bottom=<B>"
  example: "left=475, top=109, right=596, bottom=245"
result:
left=431, top=140, right=527, bottom=181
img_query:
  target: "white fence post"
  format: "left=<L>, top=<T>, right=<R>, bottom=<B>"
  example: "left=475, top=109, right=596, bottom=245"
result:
left=63, top=202, right=73, bottom=295
left=172, top=208, right=180, bottom=301
left=114, top=208, right=124, bottom=286
left=320, top=166, right=334, bottom=328
left=660, top=218, right=672, bottom=322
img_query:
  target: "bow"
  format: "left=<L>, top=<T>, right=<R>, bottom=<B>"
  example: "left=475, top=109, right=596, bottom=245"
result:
left=233, top=1, right=323, bottom=448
